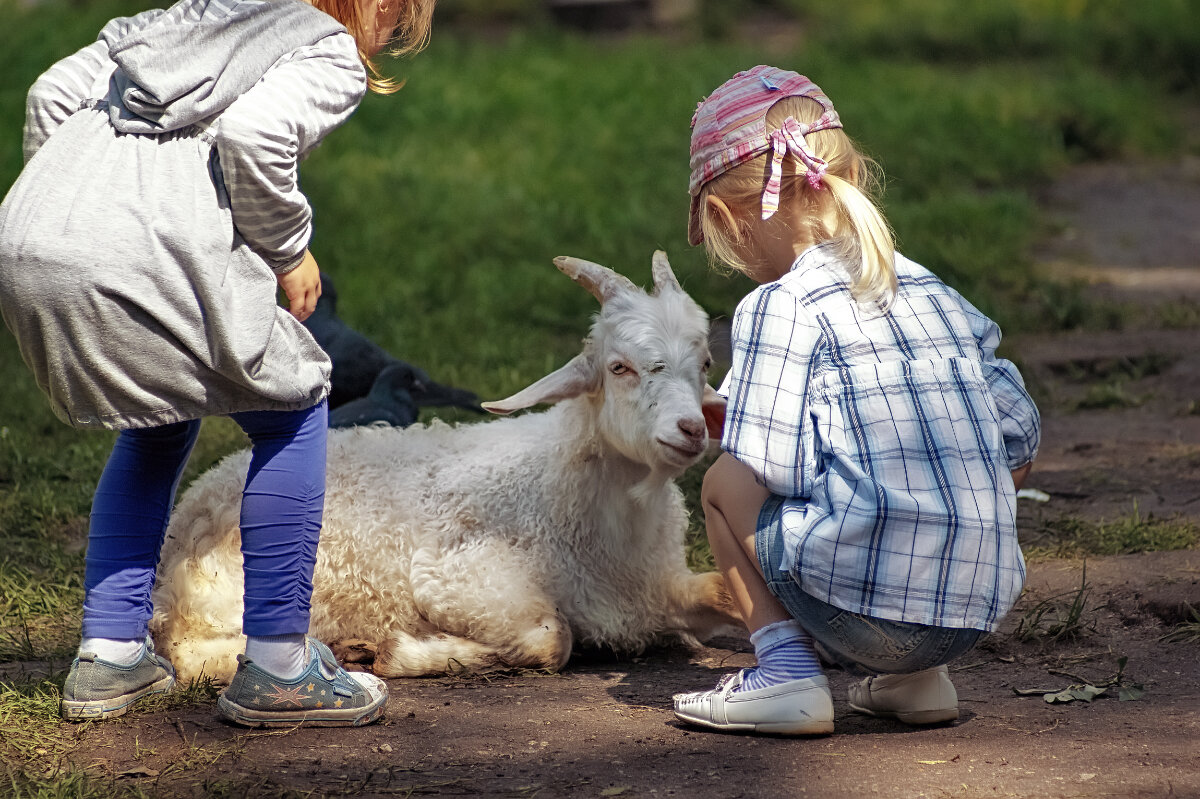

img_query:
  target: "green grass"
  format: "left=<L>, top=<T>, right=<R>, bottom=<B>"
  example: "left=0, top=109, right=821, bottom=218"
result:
left=1024, top=506, right=1200, bottom=560
left=0, top=677, right=92, bottom=795
left=1, top=0, right=1199, bottom=790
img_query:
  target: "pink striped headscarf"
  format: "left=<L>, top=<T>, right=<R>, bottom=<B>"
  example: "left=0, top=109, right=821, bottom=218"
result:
left=688, top=65, right=842, bottom=245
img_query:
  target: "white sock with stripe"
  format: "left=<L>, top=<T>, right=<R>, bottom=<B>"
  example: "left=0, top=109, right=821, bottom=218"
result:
left=737, top=619, right=823, bottom=692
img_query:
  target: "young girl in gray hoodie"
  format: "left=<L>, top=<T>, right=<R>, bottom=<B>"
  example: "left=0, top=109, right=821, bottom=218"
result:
left=0, top=0, right=435, bottom=726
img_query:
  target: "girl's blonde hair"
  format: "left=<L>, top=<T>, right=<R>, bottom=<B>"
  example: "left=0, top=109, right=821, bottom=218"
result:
left=698, top=95, right=898, bottom=309
left=310, top=0, right=436, bottom=94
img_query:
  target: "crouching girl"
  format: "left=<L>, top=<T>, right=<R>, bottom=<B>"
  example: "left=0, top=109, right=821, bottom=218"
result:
left=673, top=66, right=1040, bottom=735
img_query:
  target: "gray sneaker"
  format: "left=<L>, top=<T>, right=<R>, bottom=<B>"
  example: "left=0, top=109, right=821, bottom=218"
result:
left=217, top=638, right=387, bottom=728
left=61, top=639, right=175, bottom=721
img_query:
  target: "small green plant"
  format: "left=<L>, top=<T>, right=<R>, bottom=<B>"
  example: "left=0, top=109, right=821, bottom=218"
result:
left=1073, top=381, right=1145, bottom=410
left=1012, top=562, right=1095, bottom=643
left=1051, top=352, right=1176, bottom=383
left=1158, top=602, right=1200, bottom=644
left=1155, top=299, right=1200, bottom=329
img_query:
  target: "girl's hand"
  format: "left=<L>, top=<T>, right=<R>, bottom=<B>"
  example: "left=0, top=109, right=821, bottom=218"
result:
left=1011, top=461, right=1033, bottom=491
left=702, top=385, right=727, bottom=441
left=278, top=249, right=322, bottom=322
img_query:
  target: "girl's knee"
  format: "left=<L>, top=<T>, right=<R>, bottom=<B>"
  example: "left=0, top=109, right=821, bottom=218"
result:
left=700, top=462, right=722, bottom=514
left=702, top=453, right=768, bottom=518
left=701, top=452, right=742, bottom=509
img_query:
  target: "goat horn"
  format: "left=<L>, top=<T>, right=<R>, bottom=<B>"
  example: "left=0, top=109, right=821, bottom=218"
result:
left=650, top=250, right=681, bottom=295
left=554, top=256, right=638, bottom=304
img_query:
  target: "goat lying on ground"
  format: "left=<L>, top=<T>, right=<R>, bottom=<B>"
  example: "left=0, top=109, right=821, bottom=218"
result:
left=150, top=252, right=740, bottom=683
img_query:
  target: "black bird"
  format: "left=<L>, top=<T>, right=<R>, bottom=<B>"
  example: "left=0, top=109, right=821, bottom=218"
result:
left=328, top=362, right=420, bottom=428
left=303, top=272, right=486, bottom=424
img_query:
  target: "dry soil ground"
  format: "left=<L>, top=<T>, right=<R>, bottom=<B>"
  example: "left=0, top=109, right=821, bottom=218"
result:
left=17, top=161, right=1200, bottom=798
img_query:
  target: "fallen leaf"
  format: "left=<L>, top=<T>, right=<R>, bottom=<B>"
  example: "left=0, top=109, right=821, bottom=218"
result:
left=1044, top=684, right=1107, bottom=703
left=917, top=760, right=948, bottom=765
left=1118, top=685, right=1145, bottom=701
left=601, top=787, right=629, bottom=796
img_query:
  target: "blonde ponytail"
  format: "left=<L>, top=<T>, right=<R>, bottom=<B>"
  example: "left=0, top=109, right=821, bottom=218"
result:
left=823, top=171, right=897, bottom=309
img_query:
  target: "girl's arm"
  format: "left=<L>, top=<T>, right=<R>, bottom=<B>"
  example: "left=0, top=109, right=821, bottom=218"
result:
left=952, top=289, right=1041, bottom=470
left=215, top=33, right=367, bottom=275
left=722, top=283, right=820, bottom=498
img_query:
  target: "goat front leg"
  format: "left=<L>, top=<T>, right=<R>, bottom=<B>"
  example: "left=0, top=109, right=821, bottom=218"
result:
left=371, top=629, right=512, bottom=677
left=371, top=615, right=573, bottom=678
left=394, top=543, right=574, bottom=676
left=669, top=570, right=744, bottom=643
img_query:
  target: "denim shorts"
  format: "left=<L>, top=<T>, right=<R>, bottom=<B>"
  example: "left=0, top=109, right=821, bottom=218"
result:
left=755, top=495, right=983, bottom=675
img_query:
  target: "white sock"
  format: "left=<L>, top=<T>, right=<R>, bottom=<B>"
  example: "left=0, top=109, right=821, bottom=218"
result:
left=244, top=634, right=308, bottom=681
left=80, top=637, right=144, bottom=666
left=738, top=619, right=823, bottom=692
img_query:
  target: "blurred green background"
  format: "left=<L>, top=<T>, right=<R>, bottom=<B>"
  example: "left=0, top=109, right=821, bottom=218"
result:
left=1, top=0, right=1198, bottom=665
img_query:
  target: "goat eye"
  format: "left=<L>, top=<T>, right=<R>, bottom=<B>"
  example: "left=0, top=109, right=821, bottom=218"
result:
left=702, top=358, right=712, bottom=371
left=610, top=362, right=630, bottom=376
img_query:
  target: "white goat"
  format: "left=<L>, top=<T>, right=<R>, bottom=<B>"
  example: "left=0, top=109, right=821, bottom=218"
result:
left=150, top=251, right=739, bottom=683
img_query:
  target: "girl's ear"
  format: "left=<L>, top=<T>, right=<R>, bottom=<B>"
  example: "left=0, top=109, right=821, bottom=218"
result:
left=705, top=195, right=743, bottom=238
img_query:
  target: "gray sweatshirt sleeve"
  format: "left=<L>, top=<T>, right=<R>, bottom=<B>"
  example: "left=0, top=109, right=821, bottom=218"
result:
left=215, top=32, right=367, bottom=274
left=24, top=40, right=111, bottom=163
left=24, top=9, right=167, bottom=163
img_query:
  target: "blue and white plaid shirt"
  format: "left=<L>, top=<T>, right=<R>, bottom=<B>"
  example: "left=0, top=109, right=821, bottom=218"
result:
left=722, top=245, right=1040, bottom=632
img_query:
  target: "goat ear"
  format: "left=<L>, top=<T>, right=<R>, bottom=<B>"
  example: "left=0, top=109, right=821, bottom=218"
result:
left=651, top=250, right=682, bottom=295
left=481, top=354, right=598, bottom=415
left=554, top=256, right=638, bottom=304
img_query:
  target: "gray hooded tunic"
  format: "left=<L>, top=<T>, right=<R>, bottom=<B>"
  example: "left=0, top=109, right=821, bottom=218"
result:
left=0, top=0, right=367, bottom=429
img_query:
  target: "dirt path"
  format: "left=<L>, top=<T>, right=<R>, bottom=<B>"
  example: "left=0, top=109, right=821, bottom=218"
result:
left=61, top=572, right=1200, bottom=799
left=55, top=162, right=1200, bottom=798
left=1016, top=161, right=1200, bottom=530
left=59, top=548, right=1200, bottom=799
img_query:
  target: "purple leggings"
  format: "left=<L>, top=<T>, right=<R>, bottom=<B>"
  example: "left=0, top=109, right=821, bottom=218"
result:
left=81, top=401, right=327, bottom=640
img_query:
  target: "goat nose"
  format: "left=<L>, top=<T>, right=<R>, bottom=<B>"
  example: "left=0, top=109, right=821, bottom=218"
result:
left=678, top=417, right=705, bottom=440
